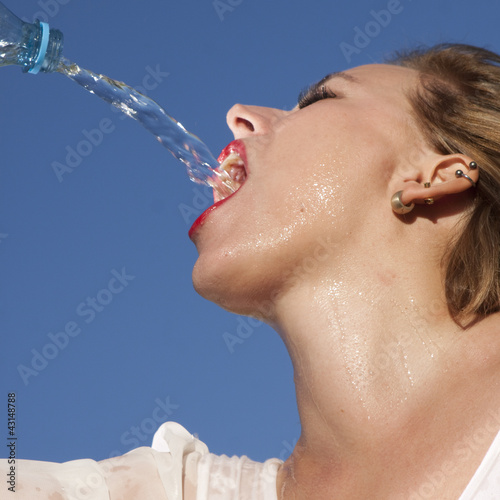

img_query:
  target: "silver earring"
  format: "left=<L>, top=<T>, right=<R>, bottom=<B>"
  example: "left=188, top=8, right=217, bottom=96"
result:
left=391, top=191, right=415, bottom=214
left=455, top=170, right=476, bottom=188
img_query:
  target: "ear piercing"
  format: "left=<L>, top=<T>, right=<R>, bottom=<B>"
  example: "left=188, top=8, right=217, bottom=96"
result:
left=391, top=191, right=415, bottom=214
left=391, top=161, right=478, bottom=214
left=455, top=170, right=476, bottom=187
left=455, top=161, right=478, bottom=188
left=391, top=182, right=431, bottom=214
left=423, top=182, right=434, bottom=205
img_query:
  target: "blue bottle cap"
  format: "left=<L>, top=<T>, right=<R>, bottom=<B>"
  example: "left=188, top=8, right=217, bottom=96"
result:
left=29, top=22, right=50, bottom=74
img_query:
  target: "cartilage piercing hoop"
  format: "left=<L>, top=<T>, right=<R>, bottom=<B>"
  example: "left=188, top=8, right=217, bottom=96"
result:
left=391, top=191, right=415, bottom=214
left=455, top=170, right=476, bottom=188
left=455, top=161, right=478, bottom=188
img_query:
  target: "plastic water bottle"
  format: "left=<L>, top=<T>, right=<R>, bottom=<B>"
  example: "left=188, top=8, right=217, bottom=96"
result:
left=0, top=1, right=63, bottom=74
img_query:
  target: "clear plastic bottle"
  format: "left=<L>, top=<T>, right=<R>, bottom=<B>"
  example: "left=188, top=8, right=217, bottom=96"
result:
left=0, top=2, right=230, bottom=193
left=0, top=1, right=63, bottom=73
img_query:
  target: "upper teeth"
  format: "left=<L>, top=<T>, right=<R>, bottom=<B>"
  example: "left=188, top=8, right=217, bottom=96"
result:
left=212, top=152, right=247, bottom=200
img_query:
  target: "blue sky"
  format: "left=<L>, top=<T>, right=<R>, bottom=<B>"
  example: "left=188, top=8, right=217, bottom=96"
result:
left=1, top=0, right=500, bottom=465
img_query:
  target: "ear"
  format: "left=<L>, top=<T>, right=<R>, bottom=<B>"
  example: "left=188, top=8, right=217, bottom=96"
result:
left=396, top=154, right=479, bottom=206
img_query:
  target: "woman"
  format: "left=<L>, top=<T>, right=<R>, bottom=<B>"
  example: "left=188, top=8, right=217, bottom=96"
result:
left=3, top=43, right=500, bottom=499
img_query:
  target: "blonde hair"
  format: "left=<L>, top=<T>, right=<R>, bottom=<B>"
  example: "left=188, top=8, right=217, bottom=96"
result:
left=392, top=44, right=500, bottom=324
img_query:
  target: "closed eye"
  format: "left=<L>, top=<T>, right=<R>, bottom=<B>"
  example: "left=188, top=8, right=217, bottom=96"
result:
left=298, top=84, right=337, bottom=109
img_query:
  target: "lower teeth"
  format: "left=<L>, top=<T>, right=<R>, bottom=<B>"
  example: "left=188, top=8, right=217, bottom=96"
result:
left=209, top=169, right=238, bottom=199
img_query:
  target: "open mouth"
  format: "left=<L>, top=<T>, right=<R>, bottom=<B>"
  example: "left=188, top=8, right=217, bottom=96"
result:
left=210, top=139, right=248, bottom=203
left=212, top=152, right=247, bottom=203
left=188, top=140, right=248, bottom=239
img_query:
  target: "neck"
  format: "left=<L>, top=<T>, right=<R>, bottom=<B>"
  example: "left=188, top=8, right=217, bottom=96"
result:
left=272, top=263, right=500, bottom=499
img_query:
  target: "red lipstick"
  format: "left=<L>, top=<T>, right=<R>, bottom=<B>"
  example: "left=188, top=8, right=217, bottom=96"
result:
left=217, top=139, right=248, bottom=169
left=188, top=139, right=247, bottom=239
left=188, top=191, right=237, bottom=239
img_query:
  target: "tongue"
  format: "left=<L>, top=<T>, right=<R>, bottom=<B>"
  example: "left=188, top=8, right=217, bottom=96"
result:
left=229, top=164, right=246, bottom=183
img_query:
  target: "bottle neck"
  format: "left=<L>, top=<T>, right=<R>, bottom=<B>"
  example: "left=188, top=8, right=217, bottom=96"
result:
left=21, top=20, right=63, bottom=73
left=40, top=25, right=64, bottom=73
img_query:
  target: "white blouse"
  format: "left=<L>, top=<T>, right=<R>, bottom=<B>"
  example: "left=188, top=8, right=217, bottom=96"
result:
left=458, top=427, right=500, bottom=499
left=3, top=422, right=281, bottom=499
left=2, top=421, right=499, bottom=499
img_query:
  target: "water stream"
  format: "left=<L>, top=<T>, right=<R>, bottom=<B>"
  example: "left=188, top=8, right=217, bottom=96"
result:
left=57, top=57, right=235, bottom=199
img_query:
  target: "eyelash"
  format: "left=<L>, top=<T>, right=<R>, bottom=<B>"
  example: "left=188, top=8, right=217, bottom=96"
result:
left=298, top=85, right=337, bottom=109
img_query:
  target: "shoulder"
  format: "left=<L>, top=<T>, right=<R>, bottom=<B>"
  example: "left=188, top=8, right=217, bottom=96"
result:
left=2, top=422, right=208, bottom=499
left=96, top=421, right=209, bottom=499
left=153, top=422, right=282, bottom=499
left=2, top=422, right=281, bottom=499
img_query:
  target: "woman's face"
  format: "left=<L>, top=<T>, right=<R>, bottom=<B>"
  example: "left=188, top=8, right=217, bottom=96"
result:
left=190, top=64, right=422, bottom=317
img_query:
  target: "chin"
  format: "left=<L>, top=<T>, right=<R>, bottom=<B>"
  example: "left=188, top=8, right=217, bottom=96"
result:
left=191, top=253, right=277, bottom=320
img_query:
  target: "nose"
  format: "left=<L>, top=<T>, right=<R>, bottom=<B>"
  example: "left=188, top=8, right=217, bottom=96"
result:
left=226, top=104, right=287, bottom=139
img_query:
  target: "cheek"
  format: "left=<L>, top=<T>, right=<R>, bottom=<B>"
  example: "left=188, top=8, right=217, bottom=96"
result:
left=190, top=188, right=320, bottom=314
left=276, top=150, right=348, bottom=229
left=190, top=131, right=377, bottom=311
left=265, top=119, right=358, bottom=222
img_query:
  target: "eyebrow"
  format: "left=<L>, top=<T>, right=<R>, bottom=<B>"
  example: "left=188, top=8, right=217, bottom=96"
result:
left=317, top=71, right=360, bottom=86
